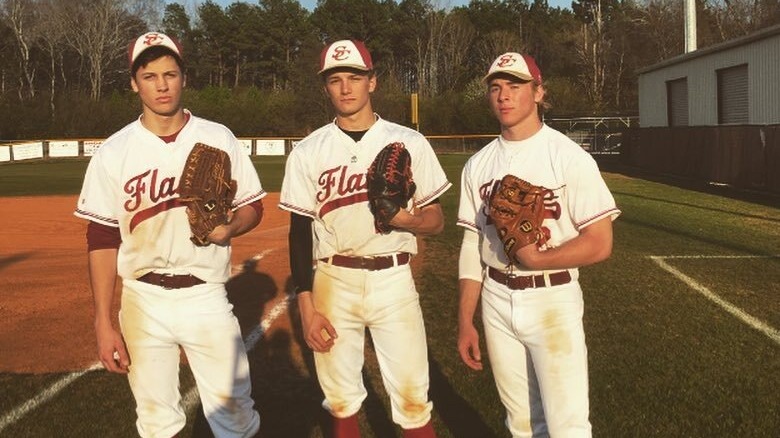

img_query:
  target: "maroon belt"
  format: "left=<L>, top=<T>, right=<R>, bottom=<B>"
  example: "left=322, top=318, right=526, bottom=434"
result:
left=137, top=272, right=206, bottom=289
left=320, top=253, right=411, bottom=271
left=488, top=267, right=571, bottom=290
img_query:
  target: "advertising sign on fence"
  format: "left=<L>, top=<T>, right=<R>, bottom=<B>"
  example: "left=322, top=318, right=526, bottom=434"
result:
left=48, top=141, right=80, bottom=157
left=83, top=140, right=103, bottom=156
left=255, top=139, right=285, bottom=156
left=0, top=146, right=10, bottom=162
left=237, top=139, right=253, bottom=155
left=12, top=142, right=44, bottom=160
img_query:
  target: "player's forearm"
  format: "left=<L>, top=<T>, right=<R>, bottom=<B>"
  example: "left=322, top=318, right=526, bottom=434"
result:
left=227, top=204, right=260, bottom=238
left=88, top=248, right=119, bottom=328
left=394, top=203, right=444, bottom=235
left=458, top=278, right=482, bottom=328
left=516, top=217, right=613, bottom=270
left=289, top=212, right=314, bottom=294
left=296, top=291, right=316, bottom=320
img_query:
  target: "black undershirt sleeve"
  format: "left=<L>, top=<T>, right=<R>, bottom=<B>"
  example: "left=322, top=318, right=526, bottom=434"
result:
left=289, top=212, right=314, bottom=294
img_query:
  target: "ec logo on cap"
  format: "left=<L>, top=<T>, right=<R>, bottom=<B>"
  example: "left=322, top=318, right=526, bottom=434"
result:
left=143, top=33, right=166, bottom=47
left=332, top=45, right=351, bottom=61
left=497, top=54, right=517, bottom=68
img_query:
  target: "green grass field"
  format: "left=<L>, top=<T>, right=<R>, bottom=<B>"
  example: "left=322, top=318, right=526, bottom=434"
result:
left=1, top=156, right=778, bottom=437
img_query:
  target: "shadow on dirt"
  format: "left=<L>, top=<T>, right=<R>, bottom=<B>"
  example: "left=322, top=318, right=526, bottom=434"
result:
left=0, top=252, right=34, bottom=273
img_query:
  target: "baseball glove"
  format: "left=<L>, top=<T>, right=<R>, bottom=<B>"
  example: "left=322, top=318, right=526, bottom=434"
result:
left=178, top=143, right=236, bottom=246
left=488, top=174, right=549, bottom=263
left=366, top=142, right=417, bottom=234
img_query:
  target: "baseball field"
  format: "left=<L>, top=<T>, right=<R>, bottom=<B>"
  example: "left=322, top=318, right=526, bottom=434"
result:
left=0, top=155, right=778, bottom=437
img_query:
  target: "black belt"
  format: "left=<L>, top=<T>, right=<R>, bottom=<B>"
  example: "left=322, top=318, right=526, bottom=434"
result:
left=488, top=267, right=571, bottom=290
left=137, top=272, right=206, bottom=289
left=320, top=253, right=411, bottom=271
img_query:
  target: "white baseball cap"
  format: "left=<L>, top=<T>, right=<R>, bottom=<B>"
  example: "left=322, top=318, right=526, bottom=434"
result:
left=318, top=39, right=373, bottom=75
left=128, top=32, right=183, bottom=68
left=483, top=52, right=542, bottom=83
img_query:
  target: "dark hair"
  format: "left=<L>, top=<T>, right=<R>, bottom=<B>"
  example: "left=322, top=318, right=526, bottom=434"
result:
left=131, top=46, right=184, bottom=77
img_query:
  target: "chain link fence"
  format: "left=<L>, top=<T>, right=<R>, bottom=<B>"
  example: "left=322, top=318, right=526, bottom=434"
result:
left=424, top=117, right=638, bottom=155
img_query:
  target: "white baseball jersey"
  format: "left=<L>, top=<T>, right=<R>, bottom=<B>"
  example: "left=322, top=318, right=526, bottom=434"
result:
left=279, top=115, right=451, bottom=258
left=74, top=110, right=265, bottom=283
left=457, top=124, right=620, bottom=275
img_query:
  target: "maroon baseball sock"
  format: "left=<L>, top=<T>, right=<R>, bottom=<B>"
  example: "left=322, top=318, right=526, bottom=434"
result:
left=332, top=413, right=360, bottom=438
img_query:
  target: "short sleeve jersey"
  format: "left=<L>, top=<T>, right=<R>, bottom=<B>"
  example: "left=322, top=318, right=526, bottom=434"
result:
left=457, top=124, right=620, bottom=275
left=74, top=110, right=265, bottom=283
left=279, top=116, right=451, bottom=259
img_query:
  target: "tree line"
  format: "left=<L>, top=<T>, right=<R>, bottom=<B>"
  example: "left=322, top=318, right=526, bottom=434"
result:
left=1, top=0, right=778, bottom=140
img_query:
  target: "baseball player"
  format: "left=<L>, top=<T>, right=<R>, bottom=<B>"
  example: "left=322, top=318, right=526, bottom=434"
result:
left=74, top=32, right=263, bottom=438
left=279, top=39, right=451, bottom=438
left=456, top=52, right=620, bottom=437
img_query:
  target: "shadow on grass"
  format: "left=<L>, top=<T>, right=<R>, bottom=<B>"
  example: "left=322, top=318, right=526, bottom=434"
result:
left=188, top=268, right=495, bottom=437
left=601, top=160, right=780, bottom=211
left=611, top=190, right=780, bottom=223
left=429, top=355, right=497, bottom=438
left=618, top=215, right=779, bottom=257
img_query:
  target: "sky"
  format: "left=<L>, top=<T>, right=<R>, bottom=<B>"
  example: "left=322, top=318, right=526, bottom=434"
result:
left=202, top=0, right=573, bottom=12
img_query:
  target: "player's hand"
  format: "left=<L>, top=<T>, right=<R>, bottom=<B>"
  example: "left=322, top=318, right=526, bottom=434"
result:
left=513, top=244, right=543, bottom=270
left=96, top=324, right=130, bottom=374
left=207, top=224, right=232, bottom=246
left=457, top=323, right=483, bottom=371
left=303, top=311, right=338, bottom=353
left=297, top=291, right=338, bottom=352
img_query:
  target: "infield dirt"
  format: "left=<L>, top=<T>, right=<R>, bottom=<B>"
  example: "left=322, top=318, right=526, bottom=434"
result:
left=0, top=193, right=293, bottom=374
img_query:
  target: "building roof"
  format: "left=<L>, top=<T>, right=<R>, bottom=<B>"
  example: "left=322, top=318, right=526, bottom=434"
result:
left=638, top=23, right=780, bottom=75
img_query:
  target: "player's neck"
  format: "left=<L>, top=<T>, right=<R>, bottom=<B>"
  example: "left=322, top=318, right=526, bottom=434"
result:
left=335, top=108, right=376, bottom=132
left=501, top=119, right=543, bottom=142
left=140, top=108, right=187, bottom=137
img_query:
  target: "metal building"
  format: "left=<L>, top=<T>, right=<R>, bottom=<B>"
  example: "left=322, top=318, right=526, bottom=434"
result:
left=638, top=24, right=780, bottom=127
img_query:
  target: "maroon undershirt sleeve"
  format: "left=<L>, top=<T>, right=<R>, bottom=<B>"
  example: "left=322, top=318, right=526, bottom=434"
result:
left=86, top=221, right=121, bottom=251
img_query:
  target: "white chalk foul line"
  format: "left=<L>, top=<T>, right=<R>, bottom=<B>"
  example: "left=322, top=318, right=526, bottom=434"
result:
left=0, top=250, right=290, bottom=433
left=0, top=363, right=104, bottom=432
left=649, top=255, right=780, bottom=346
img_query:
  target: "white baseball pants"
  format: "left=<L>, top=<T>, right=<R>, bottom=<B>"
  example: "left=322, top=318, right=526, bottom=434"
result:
left=481, top=277, right=591, bottom=438
left=312, top=261, right=434, bottom=429
left=120, top=280, right=260, bottom=438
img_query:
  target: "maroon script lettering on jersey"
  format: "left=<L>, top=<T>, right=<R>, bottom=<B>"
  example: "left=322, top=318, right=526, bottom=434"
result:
left=317, top=165, right=367, bottom=202
left=124, top=168, right=183, bottom=232
left=316, top=165, right=369, bottom=218
left=124, top=169, right=178, bottom=212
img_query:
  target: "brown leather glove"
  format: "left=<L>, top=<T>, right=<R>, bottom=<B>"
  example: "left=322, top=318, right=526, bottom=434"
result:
left=366, top=142, right=416, bottom=234
left=178, top=143, right=236, bottom=246
left=489, top=174, right=550, bottom=262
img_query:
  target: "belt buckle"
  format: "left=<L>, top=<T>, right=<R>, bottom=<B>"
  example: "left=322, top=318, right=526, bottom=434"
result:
left=505, top=270, right=517, bottom=287
left=159, top=273, right=175, bottom=290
